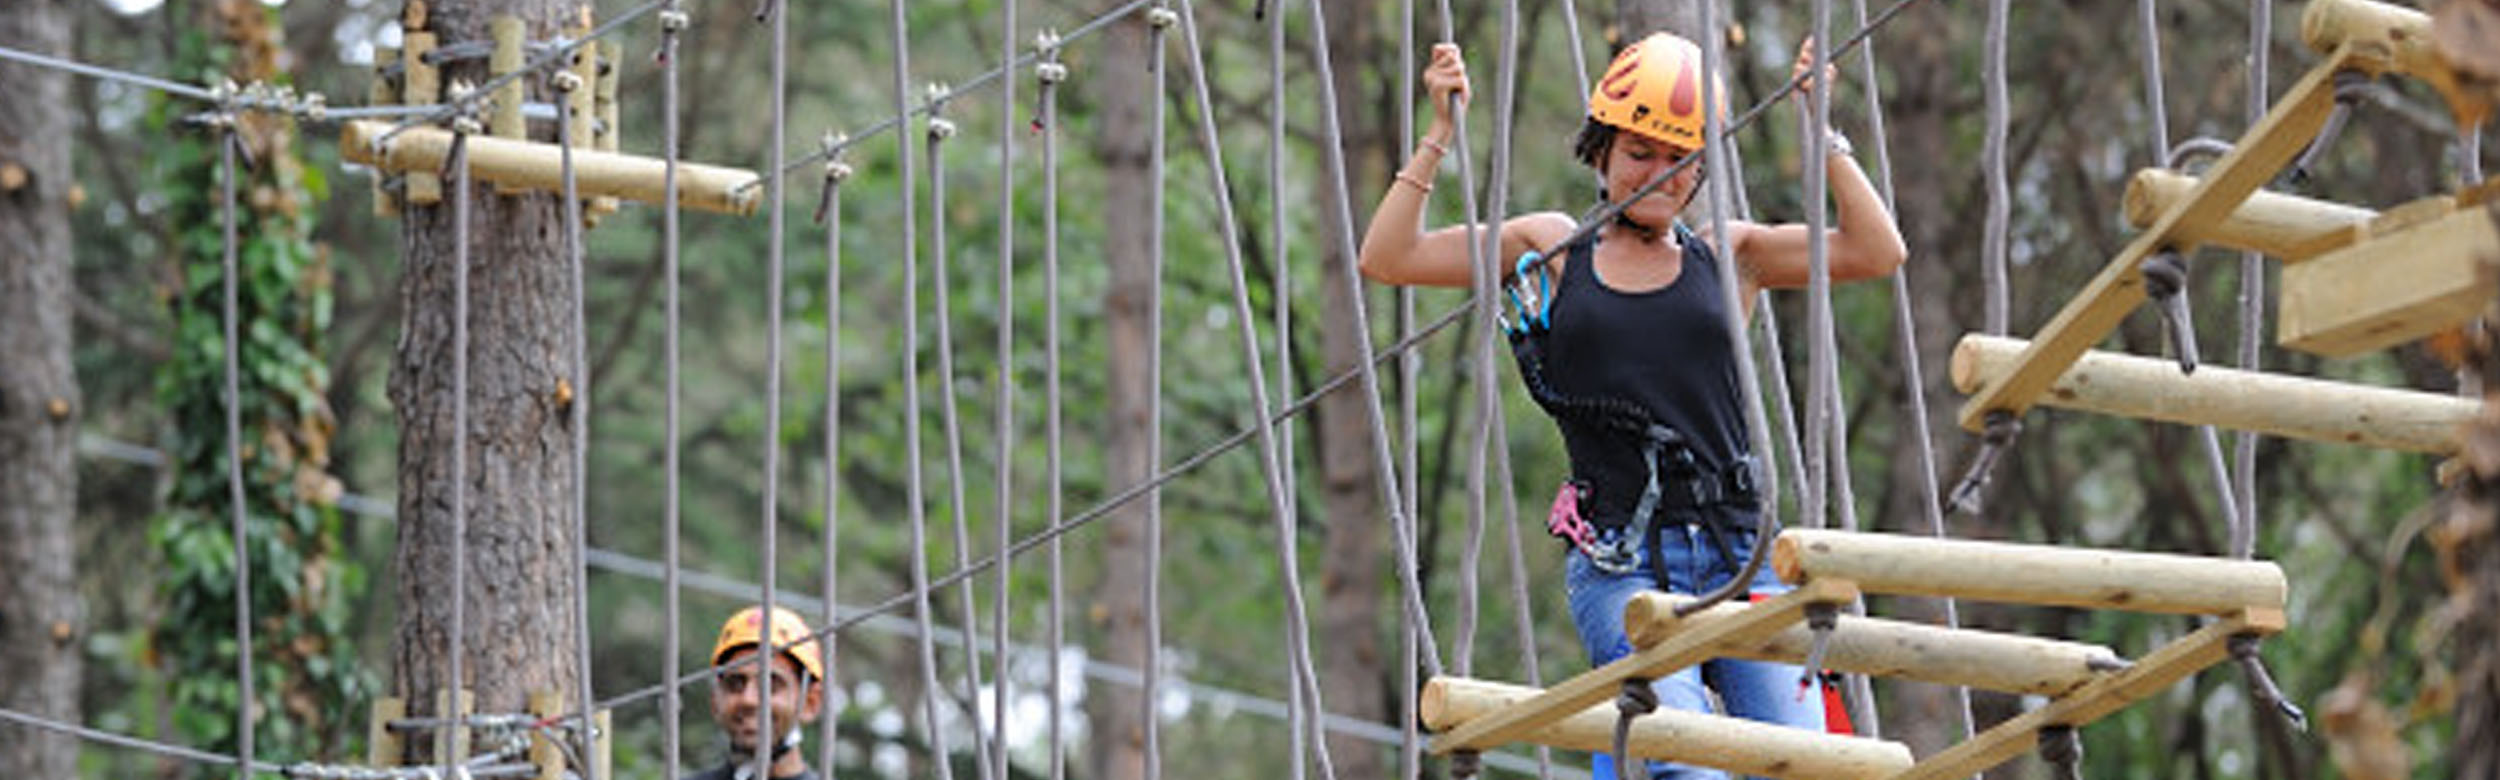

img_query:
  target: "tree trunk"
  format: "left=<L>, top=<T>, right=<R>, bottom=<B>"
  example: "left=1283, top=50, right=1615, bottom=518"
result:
left=0, top=1, right=82, bottom=776
left=1084, top=5, right=1155, bottom=780
left=1313, top=0, right=1390, bottom=777
left=387, top=0, right=584, bottom=758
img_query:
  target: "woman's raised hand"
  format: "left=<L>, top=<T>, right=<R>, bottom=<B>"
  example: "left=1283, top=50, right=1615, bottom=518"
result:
left=1789, top=37, right=1840, bottom=101
left=1424, top=42, right=1471, bottom=124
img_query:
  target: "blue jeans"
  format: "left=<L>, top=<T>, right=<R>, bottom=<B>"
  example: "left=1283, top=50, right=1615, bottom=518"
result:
left=1564, top=517, right=1823, bottom=780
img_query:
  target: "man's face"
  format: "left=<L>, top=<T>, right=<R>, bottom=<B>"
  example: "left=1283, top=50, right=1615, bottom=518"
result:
left=710, top=647, right=822, bottom=756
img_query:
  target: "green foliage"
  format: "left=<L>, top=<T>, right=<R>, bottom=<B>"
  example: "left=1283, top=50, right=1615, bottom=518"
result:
left=135, top=3, right=371, bottom=766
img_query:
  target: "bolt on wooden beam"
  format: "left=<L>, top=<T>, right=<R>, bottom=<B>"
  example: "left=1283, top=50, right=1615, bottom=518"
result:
left=1952, top=334, right=2476, bottom=453
left=1422, top=677, right=1914, bottom=780
left=342, top=120, right=761, bottom=216
left=1626, top=591, right=2126, bottom=697
left=1774, top=530, right=2286, bottom=616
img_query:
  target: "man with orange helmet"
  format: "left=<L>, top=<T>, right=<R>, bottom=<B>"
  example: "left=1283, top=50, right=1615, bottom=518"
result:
left=691, top=605, right=827, bottom=780
left=1360, top=30, right=1906, bottom=780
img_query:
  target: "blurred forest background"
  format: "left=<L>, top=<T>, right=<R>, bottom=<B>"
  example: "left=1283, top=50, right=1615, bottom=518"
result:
left=1, top=0, right=2492, bottom=778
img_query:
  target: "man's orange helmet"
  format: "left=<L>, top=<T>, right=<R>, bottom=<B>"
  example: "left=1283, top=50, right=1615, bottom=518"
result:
left=712, top=605, right=826, bottom=681
left=1588, top=32, right=1726, bottom=152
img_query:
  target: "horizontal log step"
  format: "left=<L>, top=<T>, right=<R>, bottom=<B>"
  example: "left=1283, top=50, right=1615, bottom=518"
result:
left=1626, top=592, right=2126, bottom=697
left=1423, top=677, right=1914, bottom=780
left=1774, top=530, right=2285, bottom=615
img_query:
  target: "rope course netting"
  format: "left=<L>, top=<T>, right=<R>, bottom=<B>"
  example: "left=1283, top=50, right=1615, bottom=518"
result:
left=16, top=0, right=2491, bottom=777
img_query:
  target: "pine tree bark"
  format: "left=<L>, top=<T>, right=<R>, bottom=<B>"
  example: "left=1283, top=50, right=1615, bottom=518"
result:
left=1311, top=1, right=1390, bottom=777
left=387, top=0, right=584, bottom=757
left=1085, top=6, right=1155, bottom=780
left=0, top=1, right=82, bottom=776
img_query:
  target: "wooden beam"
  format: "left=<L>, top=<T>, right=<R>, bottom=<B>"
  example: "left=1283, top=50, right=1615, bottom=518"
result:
left=1422, top=677, right=1915, bottom=780
left=1952, top=334, right=2475, bottom=454
left=340, top=120, right=762, bottom=216
left=1888, top=609, right=2286, bottom=780
left=488, top=16, right=526, bottom=139
left=2303, top=0, right=2491, bottom=124
left=1428, top=578, right=1860, bottom=754
left=2280, top=201, right=2500, bottom=357
left=1956, top=47, right=2361, bottom=432
left=1626, top=592, right=2124, bottom=697
left=399, top=33, right=443, bottom=206
left=1774, top=530, right=2286, bottom=615
left=2123, top=169, right=2374, bottom=260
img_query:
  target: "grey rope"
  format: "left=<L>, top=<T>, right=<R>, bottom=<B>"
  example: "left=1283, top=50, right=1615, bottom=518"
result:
left=989, top=5, right=1019, bottom=780
left=660, top=2, right=685, bottom=776
left=2234, top=0, right=2269, bottom=556
left=219, top=118, right=257, bottom=780
left=0, top=707, right=270, bottom=773
left=447, top=111, right=473, bottom=775
left=1036, top=37, right=1068, bottom=780
left=2136, top=0, right=2171, bottom=165
left=1307, top=0, right=1441, bottom=679
left=1172, top=6, right=1340, bottom=778
left=755, top=0, right=1154, bottom=194
left=1853, top=0, right=1958, bottom=744
left=1425, top=0, right=1494, bottom=678
left=1276, top=4, right=1317, bottom=778
left=1394, top=0, right=1422, bottom=771
left=819, top=144, right=846, bottom=780
left=888, top=0, right=953, bottom=775
left=554, top=58, right=600, bottom=780
left=0, top=42, right=216, bottom=99
left=1479, top=1, right=1550, bottom=775
left=1146, top=6, right=1171, bottom=776
left=1982, top=0, right=2010, bottom=338
left=923, top=96, right=999, bottom=780
left=755, top=1, right=789, bottom=776
left=1805, top=0, right=1837, bottom=534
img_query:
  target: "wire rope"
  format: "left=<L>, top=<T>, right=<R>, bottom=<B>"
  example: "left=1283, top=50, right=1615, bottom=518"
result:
left=446, top=109, right=475, bottom=777
left=886, top=1, right=953, bottom=776
left=988, top=4, right=1020, bottom=779
left=818, top=138, right=846, bottom=780
left=924, top=93, right=1000, bottom=780
left=1036, top=37, right=1069, bottom=780
left=1271, top=3, right=1315, bottom=778
left=1423, top=0, right=1495, bottom=682
left=554, top=53, right=600, bottom=780
left=218, top=117, right=257, bottom=780
left=659, top=3, right=685, bottom=778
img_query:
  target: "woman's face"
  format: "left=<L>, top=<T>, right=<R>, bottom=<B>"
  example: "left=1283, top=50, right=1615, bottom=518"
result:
left=1601, top=132, right=1699, bottom=230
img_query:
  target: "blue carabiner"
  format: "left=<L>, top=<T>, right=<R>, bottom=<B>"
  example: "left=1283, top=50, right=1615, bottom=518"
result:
left=1504, top=249, right=1554, bottom=336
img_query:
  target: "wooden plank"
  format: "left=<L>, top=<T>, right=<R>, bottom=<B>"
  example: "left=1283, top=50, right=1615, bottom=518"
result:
left=368, top=47, right=402, bottom=217
left=1626, top=592, right=2124, bottom=697
left=366, top=697, right=406, bottom=767
left=1952, top=334, right=2477, bottom=454
left=1774, top=529, right=2285, bottom=615
left=1956, top=47, right=2361, bottom=432
left=2123, top=169, right=2375, bottom=260
left=530, top=690, right=562, bottom=780
left=1888, top=609, right=2286, bottom=780
left=1423, top=677, right=1915, bottom=780
left=2280, top=202, right=2500, bottom=356
left=399, top=33, right=442, bottom=206
left=1427, top=578, right=1860, bottom=754
left=489, top=15, right=527, bottom=140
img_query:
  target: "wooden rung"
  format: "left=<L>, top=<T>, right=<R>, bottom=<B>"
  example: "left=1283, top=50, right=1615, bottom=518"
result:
left=1626, top=592, right=2124, bottom=697
left=341, top=120, right=762, bottom=216
left=1423, top=677, right=1914, bottom=780
left=2123, top=169, right=2374, bottom=260
left=1774, top=530, right=2285, bottom=615
left=1887, top=609, right=2286, bottom=780
left=1956, top=45, right=2361, bottom=432
left=2280, top=202, right=2500, bottom=357
left=1428, top=578, right=1860, bottom=755
left=1951, top=334, right=2475, bottom=454
left=2302, top=0, right=2491, bottom=123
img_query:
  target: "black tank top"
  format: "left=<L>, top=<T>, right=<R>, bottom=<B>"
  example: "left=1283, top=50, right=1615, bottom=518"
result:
left=1542, top=228, right=1752, bottom=524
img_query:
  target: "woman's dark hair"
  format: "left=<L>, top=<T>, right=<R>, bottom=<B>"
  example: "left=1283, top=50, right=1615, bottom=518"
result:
left=1572, top=117, right=1615, bottom=169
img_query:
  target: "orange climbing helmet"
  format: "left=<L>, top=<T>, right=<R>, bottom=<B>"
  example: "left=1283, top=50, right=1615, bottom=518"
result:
left=712, top=605, right=826, bottom=682
left=1587, top=32, right=1725, bottom=152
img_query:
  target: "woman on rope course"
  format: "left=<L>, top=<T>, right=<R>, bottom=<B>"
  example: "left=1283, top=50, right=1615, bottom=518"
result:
left=1358, top=33, right=1906, bottom=780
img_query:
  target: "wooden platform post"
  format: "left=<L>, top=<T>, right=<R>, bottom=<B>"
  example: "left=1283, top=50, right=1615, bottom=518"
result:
left=1422, top=677, right=1914, bottom=780
left=488, top=16, right=526, bottom=140
left=1427, top=578, right=1860, bottom=754
left=341, top=120, right=762, bottom=215
left=1889, top=609, right=2287, bottom=780
left=367, top=697, right=406, bottom=767
left=2280, top=201, right=2500, bottom=356
left=2123, top=169, right=2374, bottom=260
left=1955, top=46, right=2364, bottom=432
left=1774, top=530, right=2286, bottom=615
left=1625, top=592, right=2125, bottom=697
left=399, top=31, right=443, bottom=206
left=1951, top=334, right=2476, bottom=453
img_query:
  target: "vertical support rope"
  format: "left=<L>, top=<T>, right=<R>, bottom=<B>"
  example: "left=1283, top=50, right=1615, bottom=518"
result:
left=1036, top=38, right=1068, bottom=780
left=924, top=95, right=999, bottom=780
left=2136, top=0, right=2170, bottom=166
left=555, top=61, right=600, bottom=780
left=1171, top=6, right=1338, bottom=779
left=446, top=115, right=473, bottom=779
left=659, top=3, right=685, bottom=778
left=1392, top=0, right=1423, bottom=770
left=1851, top=0, right=1953, bottom=745
left=1426, top=0, right=1492, bottom=679
left=989, top=6, right=1019, bottom=780
left=1982, top=0, right=2010, bottom=339
left=1271, top=4, right=1314, bottom=778
left=818, top=143, right=847, bottom=780
left=2234, top=0, right=2269, bottom=559
left=1481, top=1, right=1546, bottom=776
left=1804, top=0, right=1836, bottom=533
left=756, top=2, right=789, bottom=776
left=1305, top=0, right=1440, bottom=680
left=1144, top=7, right=1171, bottom=776
left=218, top=120, right=256, bottom=780
left=887, top=2, right=954, bottom=776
